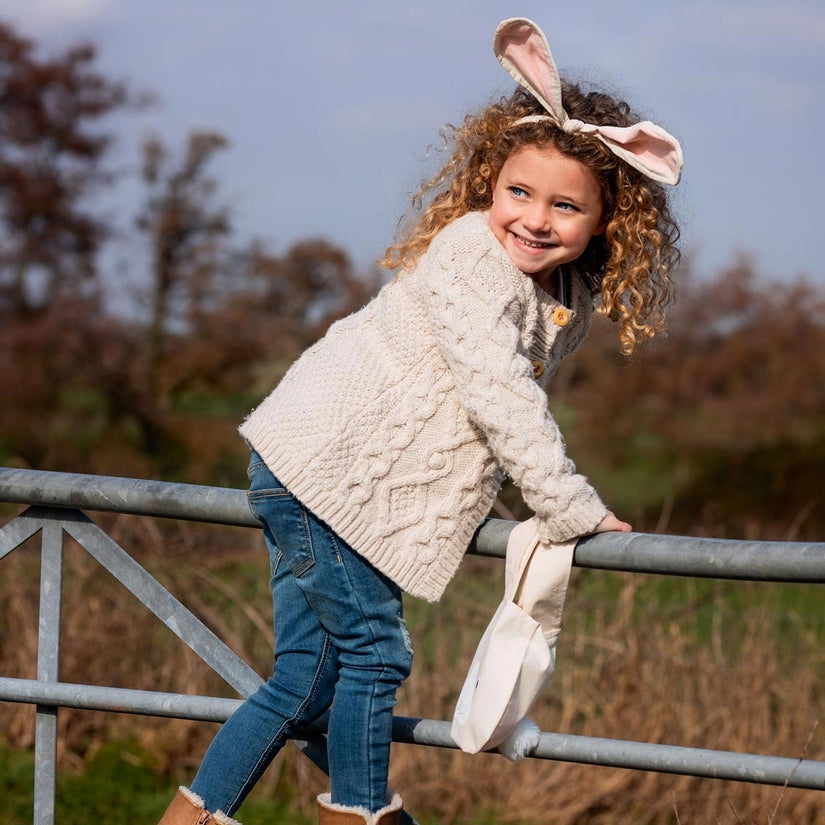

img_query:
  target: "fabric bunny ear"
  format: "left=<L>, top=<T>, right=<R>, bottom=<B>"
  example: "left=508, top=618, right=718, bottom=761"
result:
left=494, top=17, right=565, bottom=128
left=493, top=17, right=683, bottom=186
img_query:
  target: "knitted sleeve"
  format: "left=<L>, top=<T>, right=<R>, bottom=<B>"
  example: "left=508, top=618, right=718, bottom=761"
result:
left=420, top=233, right=608, bottom=543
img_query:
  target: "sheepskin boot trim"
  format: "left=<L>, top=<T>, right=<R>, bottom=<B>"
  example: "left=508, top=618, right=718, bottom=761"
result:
left=317, top=792, right=403, bottom=825
left=157, top=786, right=244, bottom=825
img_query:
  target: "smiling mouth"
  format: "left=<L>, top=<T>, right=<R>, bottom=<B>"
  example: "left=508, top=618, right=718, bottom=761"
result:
left=512, top=232, right=552, bottom=250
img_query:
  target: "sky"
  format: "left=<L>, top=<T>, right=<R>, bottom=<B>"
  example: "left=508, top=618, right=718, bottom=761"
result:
left=1, top=0, right=824, bottom=287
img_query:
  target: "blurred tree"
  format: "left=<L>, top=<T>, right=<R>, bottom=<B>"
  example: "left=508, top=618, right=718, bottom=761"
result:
left=0, top=21, right=136, bottom=470
left=123, top=132, right=229, bottom=454
left=136, top=131, right=230, bottom=409
left=0, top=22, right=130, bottom=315
left=0, top=21, right=385, bottom=478
left=115, top=130, right=382, bottom=465
left=233, top=237, right=382, bottom=362
left=555, top=257, right=825, bottom=540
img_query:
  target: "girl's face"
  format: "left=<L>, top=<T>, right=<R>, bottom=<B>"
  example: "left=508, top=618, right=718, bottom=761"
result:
left=489, top=144, right=605, bottom=290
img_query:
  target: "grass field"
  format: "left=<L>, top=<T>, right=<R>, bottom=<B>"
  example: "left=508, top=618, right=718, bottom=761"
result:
left=1, top=511, right=823, bottom=824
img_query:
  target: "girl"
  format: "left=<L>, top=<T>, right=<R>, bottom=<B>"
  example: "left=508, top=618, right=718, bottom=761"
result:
left=156, top=17, right=682, bottom=825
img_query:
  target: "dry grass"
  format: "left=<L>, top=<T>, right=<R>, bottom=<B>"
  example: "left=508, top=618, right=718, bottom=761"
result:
left=389, top=563, right=825, bottom=825
left=1, top=514, right=823, bottom=824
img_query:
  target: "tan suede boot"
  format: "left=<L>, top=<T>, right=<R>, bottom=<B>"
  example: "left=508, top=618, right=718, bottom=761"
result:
left=317, top=792, right=403, bottom=825
left=156, top=787, right=243, bottom=825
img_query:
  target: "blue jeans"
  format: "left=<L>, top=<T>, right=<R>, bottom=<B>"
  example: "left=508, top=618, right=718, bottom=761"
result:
left=190, top=451, right=413, bottom=814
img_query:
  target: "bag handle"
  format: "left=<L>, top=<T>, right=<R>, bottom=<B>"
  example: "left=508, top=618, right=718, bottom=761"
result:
left=505, top=519, right=576, bottom=641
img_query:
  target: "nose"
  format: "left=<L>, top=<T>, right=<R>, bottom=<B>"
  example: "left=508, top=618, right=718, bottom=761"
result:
left=522, top=202, right=552, bottom=234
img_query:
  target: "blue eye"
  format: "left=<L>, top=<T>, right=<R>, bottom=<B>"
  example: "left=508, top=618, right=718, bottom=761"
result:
left=508, top=186, right=528, bottom=198
left=556, top=202, right=578, bottom=212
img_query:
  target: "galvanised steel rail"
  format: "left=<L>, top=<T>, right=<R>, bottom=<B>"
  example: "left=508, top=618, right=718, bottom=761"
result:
left=1, top=467, right=824, bottom=825
left=3, top=467, right=824, bottom=580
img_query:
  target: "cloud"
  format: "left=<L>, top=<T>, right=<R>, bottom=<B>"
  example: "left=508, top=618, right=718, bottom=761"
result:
left=0, top=0, right=112, bottom=32
left=661, top=1, right=825, bottom=62
left=331, top=101, right=455, bottom=139
left=713, top=2, right=825, bottom=46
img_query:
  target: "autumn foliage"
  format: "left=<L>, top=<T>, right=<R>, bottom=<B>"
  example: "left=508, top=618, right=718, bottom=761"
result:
left=0, top=22, right=381, bottom=480
left=553, top=257, right=825, bottom=540
left=1, top=21, right=822, bottom=537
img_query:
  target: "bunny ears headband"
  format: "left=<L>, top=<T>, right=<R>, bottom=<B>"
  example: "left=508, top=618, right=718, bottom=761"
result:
left=494, top=18, right=683, bottom=185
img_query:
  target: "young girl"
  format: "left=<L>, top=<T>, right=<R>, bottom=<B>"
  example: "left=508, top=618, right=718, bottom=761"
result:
left=156, top=17, right=682, bottom=825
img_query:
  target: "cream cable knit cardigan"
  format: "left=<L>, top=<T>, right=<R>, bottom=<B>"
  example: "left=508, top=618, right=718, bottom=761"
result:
left=239, top=211, right=607, bottom=602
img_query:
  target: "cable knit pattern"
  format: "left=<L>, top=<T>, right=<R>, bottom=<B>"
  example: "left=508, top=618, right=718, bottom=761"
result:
left=239, top=211, right=607, bottom=602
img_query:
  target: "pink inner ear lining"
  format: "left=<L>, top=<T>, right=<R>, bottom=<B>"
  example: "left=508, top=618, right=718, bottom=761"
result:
left=495, top=19, right=564, bottom=118
left=513, top=35, right=562, bottom=110
left=596, top=123, right=684, bottom=181
left=624, top=137, right=678, bottom=162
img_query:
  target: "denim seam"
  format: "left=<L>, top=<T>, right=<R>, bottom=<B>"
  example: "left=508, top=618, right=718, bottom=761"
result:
left=291, top=501, right=316, bottom=576
left=247, top=489, right=290, bottom=502
left=330, top=549, right=401, bottom=810
left=329, top=531, right=344, bottom=565
left=229, top=632, right=334, bottom=814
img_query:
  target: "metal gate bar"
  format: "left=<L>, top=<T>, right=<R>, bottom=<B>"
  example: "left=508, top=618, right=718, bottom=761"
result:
left=3, top=675, right=824, bottom=791
left=3, top=467, right=824, bottom=581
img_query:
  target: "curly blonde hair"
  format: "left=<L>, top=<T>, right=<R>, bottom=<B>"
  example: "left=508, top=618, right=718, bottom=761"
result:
left=380, top=85, right=681, bottom=355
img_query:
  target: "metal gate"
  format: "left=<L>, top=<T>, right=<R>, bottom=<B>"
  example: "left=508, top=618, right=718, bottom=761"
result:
left=2, top=467, right=824, bottom=824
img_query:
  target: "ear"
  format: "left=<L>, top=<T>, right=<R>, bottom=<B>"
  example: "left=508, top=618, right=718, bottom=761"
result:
left=487, top=160, right=505, bottom=202
left=594, top=211, right=609, bottom=235
left=593, top=204, right=611, bottom=236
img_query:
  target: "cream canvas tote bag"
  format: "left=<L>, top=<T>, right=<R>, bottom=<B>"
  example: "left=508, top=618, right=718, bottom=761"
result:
left=451, top=518, right=576, bottom=757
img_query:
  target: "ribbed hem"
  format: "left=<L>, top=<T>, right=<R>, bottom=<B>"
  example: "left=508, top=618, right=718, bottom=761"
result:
left=535, top=486, right=608, bottom=544
left=239, top=421, right=486, bottom=603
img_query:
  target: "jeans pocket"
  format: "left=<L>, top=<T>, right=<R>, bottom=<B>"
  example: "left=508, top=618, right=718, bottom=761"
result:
left=247, top=458, right=269, bottom=480
left=247, top=486, right=316, bottom=577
